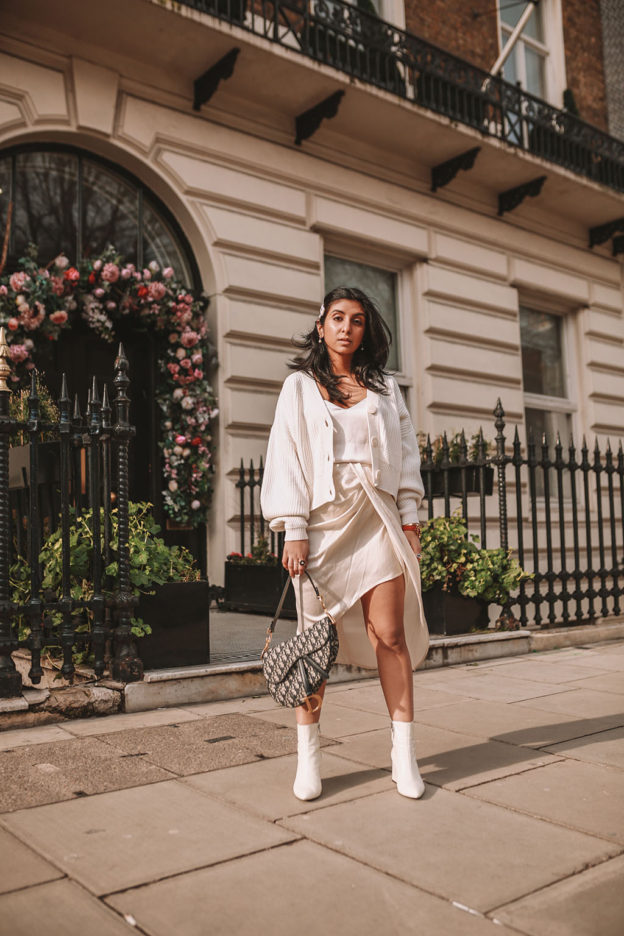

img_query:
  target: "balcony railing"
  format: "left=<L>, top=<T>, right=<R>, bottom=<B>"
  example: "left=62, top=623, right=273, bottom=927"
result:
left=178, top=0, right=624, bottom=194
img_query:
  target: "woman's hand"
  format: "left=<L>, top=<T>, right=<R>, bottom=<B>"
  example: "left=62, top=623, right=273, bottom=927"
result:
left=403, top=530, right=421, bottom=561
left=282, top=539, right=310, bottom=577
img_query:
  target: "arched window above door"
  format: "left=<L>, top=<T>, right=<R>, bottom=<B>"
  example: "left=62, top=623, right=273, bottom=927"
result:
left=0, top=145, right=198, bottom=287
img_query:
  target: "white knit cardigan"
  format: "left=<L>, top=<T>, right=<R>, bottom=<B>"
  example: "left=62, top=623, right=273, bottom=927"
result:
left=261, top=371, right=424, bottom=541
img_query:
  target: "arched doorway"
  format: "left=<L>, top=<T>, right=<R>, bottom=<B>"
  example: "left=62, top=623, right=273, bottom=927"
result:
left=0, top=144, right=207, bottom=571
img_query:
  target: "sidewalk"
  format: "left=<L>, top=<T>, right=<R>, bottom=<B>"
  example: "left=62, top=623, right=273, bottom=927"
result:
left=0, top=641, right=622, bottom=935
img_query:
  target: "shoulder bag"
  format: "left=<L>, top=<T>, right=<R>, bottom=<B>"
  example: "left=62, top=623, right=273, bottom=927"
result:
left=261, top=571, right=339, bottom=713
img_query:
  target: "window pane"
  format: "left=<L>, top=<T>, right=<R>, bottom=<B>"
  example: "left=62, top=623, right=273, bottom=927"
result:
left=13, top=152, right=78, bottom=263
left=525, top=45, right=546, bottom=97
left=143, top=200, right=193, bottom=286
left=525, top=407, right=572, bottom=497
left=500, top=1, right=543, bottom=40
left=520, top=308, right=566, bottom=397
left=324, top=255, right=399, bottom=371
left=82, top=159, right=138, bottom=263
left=501, top=38, right=519, bottom=85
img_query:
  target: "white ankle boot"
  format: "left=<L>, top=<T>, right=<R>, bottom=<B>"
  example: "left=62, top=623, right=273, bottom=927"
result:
left=293, top=723, right=322, bottom=801
left=391, top=720, right=425, bottom=799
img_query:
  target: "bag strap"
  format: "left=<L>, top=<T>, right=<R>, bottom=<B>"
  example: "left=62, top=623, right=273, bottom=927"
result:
left=261, top=570, right=332, bottom=658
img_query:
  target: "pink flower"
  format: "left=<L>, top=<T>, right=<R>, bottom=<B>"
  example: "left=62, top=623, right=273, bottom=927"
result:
left=181, top=330, right=199, bottom=348
left=101, top=263, right=119, bottom=283
left=181, top=358, right=191, bottom=369
left=168, top=333, right=179, bottom=344
left=54, top=254, right=69, bottom=270
left=94, top=288, right=105, bottom=298
left=106, top=301, right=116, bottom=311
left=0, top=285, right=7, bottom=296
left=142, top=269, right=152, bottom=280
left=8, top=344, right=29, bottom=363
left=93, top=259, right=103, bottom=271
left=191, top=499, right=201, bottom=510
left=191, top=352, right=203, bottom=365
left=175, top=434, right=186, bottom=444
left=7, top=318, right=19, bottom=331
left=148, top=260, right=160, bottom=273
left=49, top=310, right=68, bottom=325
left=51, top=276, right=65, bottom=296
left=148, top=281, right=167, bottom=301
left=9, top=272, right=29, bottom=292
left=121, top=268, right=132, bottom=280
left=163, top=267, right=174, bottom=279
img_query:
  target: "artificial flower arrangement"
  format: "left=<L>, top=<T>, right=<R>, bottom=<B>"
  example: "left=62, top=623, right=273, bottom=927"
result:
left=0, top=244, right=218, bottom=528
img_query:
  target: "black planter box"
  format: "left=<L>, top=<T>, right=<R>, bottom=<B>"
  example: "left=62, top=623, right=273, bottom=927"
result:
left=423, top=584, right=489, bottom=636
left=9, top=441, right=60, bottom=489
left=424, top=466, right=494, bottom=499
left=137, top=581, right=210, bottom=669
left=224, top=562, right=296, bottom=618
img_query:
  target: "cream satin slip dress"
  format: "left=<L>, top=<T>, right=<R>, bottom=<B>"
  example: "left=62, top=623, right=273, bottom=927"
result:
left=293, top=391, right=429, bottom=670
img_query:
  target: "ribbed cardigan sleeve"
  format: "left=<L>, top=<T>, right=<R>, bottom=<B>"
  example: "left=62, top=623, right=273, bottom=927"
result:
left=393, top=379, right=424, bottom=524
left=260, top=376, right=312, bottom=541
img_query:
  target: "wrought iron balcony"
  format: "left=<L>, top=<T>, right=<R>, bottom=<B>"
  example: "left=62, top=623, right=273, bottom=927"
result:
left=178, top=0, right=624, bottom=195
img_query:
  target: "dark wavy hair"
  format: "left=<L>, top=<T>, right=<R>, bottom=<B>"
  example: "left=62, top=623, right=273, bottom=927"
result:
left=289, top=286, right=392, bottom=405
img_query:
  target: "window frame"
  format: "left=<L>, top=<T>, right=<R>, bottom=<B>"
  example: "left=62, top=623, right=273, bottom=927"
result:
left=519, top=301, right=579, bottom=501
left=0, top=142, right=200, bottom=289
left=322, top=244, right=413, bottom=392
left=497, top=0, right=567, bottom=107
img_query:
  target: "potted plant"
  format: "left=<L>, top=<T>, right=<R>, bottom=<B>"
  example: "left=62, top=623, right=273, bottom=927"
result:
left=10, top=501, right=210, bottom=671
left=420, top=512, right=531, bottom=635
left=224, top=536, right=296, bottom=617
left=418, top=430, right=494, bottom=498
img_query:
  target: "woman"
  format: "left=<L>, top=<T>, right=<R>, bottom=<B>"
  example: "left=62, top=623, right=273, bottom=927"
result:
left=261, top=286, right=429, bottom=801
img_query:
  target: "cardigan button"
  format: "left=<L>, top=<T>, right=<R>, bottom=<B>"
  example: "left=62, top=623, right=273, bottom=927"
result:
left=368, top=407, right=377, bottom=415
left=371, top=438, right=378, bottom=448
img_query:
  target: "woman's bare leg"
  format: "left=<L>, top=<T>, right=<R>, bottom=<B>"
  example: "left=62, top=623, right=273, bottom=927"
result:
left=295, top=681, right=327, bottom=725
left=361, top=575, right=413, bottom=721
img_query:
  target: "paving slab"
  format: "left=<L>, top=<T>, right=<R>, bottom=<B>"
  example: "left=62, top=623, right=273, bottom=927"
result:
left=479, top=659, right=608, bottom=684
left=179, top=695, right=282, bottom=716
left=0, top=724, right=75, bottom=751
left=543, top=725, right=624, bottom=769
left=412, top=698, right=624, bottom=748
left=184, top=751, right=393, bottom=820
left=279, top=788, right=621, bottom=913
left=96, top=713, right=307, bottom=776
left=107, top=839, right=518, bottom=936
left=514, top=688, right=624, bottom=719
left=61, top=707, right=203, bottom=736
left=0, top=736, right=173, bottom=812
left=2, top=780, right=296, bottom=895
left=561, top=651, right=624, bottom=671
left=467, top=759, right=624, bottom=844
left=328, top=682, right=472, bottom=715
left=330, top=725, right=560, bottom=790
left=0, top=879, right=136, bottom=936
left=250, top=701, right=390, bottom=738
left=563, top=672, right=624, bottom=694
left=416, top=672, right=572, bottom=703
left=0, top=826, right=63, bottom=894
left=493, top=853, right=624, bottom=936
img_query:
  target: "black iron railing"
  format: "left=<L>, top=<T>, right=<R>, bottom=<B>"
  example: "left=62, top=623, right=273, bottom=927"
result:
left=0, top=334, right=143, bottom=698
left=178, top=0, right=624, bottom=193
left=231, top=399, right=624, bottom=627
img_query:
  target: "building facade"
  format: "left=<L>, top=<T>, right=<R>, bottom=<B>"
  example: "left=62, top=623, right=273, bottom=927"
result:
left=1, top=0, right=623, bottom=589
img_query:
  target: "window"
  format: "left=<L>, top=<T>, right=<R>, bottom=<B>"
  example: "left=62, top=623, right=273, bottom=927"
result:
left=520, top=307, right=575, bottom=494
left=497, top=1, right=567, bottom=107
left=499, top=1, right=548, bottom=98
left=0, top=146, right=196, bottom=285
left=324, top=255, right=400, bottom=372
